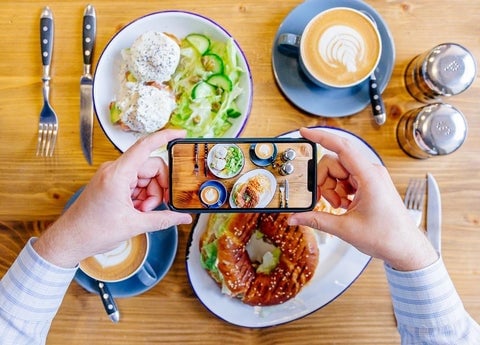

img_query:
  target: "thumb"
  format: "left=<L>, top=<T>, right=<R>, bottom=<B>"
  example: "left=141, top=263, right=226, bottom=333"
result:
left=133, top=210, right=192, bottom=235
left=288, top=211, right=345, bottom=238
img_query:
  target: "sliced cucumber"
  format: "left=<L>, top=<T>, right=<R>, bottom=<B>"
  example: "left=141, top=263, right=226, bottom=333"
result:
left=191, top=81, right=215, bottom=99
left=206, top=73, right=233, bottom=92
left=201, top=53, right=224, bottom=74
left=186, top=33, right=211, bottom=55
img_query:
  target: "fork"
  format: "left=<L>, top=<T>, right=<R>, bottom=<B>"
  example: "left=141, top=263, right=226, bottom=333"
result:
left=404, top=177, right=426, bottom=228
left=36, top=7, right=58, bottom=157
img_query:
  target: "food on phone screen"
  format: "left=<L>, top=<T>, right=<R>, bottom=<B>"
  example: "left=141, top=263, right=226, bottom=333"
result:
left=208, top=144, right=244, bottom=178
left=231, top=173, right=270, bottom=208
left=199, top=213, right=319, bottom=306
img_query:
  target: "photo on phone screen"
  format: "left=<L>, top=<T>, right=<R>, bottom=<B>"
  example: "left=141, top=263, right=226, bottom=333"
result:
left=168, top=138, right=316, bottom=212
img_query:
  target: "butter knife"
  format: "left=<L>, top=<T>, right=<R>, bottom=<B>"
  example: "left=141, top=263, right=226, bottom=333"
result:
left=80, top=4, right=96, bottom=165
left=426, top=173, right=442, bottom=253
left=284, top=179, right=289, bottom=208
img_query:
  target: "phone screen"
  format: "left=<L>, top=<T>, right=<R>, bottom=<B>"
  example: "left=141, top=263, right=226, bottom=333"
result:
left=168, top=138, right=316, bottom=212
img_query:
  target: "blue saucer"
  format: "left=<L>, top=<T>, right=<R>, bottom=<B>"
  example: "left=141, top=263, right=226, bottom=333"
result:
left=272, top=0, right=395, bottom=117
left=198, top=180, right=228, bottom=209
left=65, top=188, right=178, bottom=298
left=249, top=144, right=278, bottom=167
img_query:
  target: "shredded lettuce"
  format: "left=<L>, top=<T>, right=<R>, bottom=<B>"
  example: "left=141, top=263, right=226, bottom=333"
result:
left=169, top=36, right=244, bottom=137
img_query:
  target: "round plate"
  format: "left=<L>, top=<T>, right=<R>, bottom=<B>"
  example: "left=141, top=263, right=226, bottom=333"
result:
left=249, top=143, right=278, bottom=167
left=272, top=0, right=395, bottom=117
left=93, top=10, right=253, bottom=153
left=198, top=180, right=228, bottom=208
left=207, top=144, right=245, bottom=179
left=65, top=189, right=178, bottom=298
left=186, top=126, right=382, bottom=328
left=229, top=169, right=277, bottom=208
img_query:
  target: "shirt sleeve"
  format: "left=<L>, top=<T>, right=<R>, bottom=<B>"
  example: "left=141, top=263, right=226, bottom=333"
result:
left=385, top=257, right=480, bottom=344
left=0, top=238, right=77, bottom=345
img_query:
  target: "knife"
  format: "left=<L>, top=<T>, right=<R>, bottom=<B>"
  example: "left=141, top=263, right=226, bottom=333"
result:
left=284, top=179, right=289, bottom=208
left=204, top=143, right=209, bottom=176
left=96, top=280, right=120, bottom=323
left=80, top=4, right=96, bottom=165
left=426, top=173, right=442, bottom=253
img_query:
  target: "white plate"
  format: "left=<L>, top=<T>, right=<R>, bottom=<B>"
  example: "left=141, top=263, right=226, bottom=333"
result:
left=228, top=169, right=277, bottom=208
left=207, top=144, right=245, bottom=179
left=186, top=126, right=382, bottom=328
left=93, top=11, right=253, bottom=152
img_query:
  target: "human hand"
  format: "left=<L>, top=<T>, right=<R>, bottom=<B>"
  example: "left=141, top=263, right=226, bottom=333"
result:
left=34, top=129, right=192, bottom=268
left=288, top=128, right=438, bottom=271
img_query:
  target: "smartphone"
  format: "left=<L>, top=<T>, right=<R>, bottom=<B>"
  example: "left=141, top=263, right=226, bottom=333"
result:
left=167, top=137, right=317, bottom=212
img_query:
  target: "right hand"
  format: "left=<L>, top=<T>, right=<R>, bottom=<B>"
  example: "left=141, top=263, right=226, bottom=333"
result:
left=288, top=128, right=438, bottom=271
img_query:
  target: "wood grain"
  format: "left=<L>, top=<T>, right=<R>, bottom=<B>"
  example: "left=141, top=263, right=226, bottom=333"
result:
left=0, top=1, right=479, bottom=344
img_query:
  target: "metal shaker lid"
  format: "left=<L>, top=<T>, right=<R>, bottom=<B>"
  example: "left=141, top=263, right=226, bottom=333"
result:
left=423, top=43, right=477, bottom=96
left=415, top=103, right=468, bottom=155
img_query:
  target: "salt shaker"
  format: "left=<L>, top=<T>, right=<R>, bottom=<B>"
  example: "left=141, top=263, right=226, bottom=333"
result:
left=279, top=162, right=294, bottom=175
left=281, top=148, right=296, bottom=162
left=396, top=103, right=467, bottom=159
left=404, top=43, right=477, bottom=103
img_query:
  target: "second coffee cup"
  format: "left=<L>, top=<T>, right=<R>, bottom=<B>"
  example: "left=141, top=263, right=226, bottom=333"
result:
left=79, top=233, right=157, bottom=286
left=277, top=7, right=382, bottom=89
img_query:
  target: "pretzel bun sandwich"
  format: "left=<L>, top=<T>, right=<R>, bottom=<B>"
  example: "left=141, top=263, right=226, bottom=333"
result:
left=199, top=213, right=319, bottom=306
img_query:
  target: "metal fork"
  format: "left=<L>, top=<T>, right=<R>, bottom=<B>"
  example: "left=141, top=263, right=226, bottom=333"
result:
left=404, top=177, right=426, bottom=227
left=36, top=7, right=58, bottom=157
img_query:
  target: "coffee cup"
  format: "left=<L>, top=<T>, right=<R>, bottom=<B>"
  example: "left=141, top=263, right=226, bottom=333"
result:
left=254, top=143, right=275, bottom=160
left=277, top=7, right=382, bottom=88
left=79, top=233, right=157, bottom=286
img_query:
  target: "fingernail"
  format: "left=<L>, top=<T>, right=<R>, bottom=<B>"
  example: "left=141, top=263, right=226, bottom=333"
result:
left=287, top=217, right=298, bottom=226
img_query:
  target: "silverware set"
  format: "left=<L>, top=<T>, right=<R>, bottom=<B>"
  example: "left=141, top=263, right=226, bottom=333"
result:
left=404, top=174, right=442, bottom=253
left=37, top=5, right=97, bottom=162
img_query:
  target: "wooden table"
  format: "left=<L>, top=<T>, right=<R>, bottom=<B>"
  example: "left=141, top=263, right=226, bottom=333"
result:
left=1, top=1, right=479, bottom=343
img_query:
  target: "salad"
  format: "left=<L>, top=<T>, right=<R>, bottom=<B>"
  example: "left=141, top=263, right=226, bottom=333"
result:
left=169, top=33, right=244, bottom=137
left=109, top=32, right=245, bottom=138
left=209, top=144, right=244, bottom=178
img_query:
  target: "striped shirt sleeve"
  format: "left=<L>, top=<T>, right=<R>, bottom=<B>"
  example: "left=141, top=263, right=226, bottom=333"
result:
left=0, top=238, right=77, bottom=345
left=385, top=257, right=480, bottom=344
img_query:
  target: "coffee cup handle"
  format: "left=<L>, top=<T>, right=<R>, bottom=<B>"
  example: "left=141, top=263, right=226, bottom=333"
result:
left=277, top=33, right=301, bottom=56
left=136, top=261, right=158, bottom=286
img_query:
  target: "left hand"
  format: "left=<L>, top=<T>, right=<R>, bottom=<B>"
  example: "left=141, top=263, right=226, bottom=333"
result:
left=34, top=129, right=192, bottom=268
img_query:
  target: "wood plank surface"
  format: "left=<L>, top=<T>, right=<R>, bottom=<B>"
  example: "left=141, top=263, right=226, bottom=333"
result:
left=0, top=1, right=479, bottom=344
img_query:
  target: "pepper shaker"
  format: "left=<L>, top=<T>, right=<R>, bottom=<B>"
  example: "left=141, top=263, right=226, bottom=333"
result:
left=404, top=43, right=477, bottom=103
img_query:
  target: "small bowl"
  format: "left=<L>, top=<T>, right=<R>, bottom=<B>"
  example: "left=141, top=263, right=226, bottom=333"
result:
left=249, top=143, right=278, bottom=166
left=199, top=180, right=228, bottom=208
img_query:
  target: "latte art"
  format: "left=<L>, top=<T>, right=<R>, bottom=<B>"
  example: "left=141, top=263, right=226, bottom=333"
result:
left=93, top=241, right=132, bottom=268
left=299, top=7, right=381, bottom=88
left=319, top=25, right=365, bottom=74
left=80, top=234, right=148, bottom=282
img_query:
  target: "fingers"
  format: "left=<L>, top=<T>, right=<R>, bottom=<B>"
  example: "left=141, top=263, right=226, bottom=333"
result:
left=300, top=127, right=372, bottom=178
left=134, top=210, right=192, bottom=235
left=120, top=129, right=187, bottom=172
left=288, top=211, right=345, bottom=238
